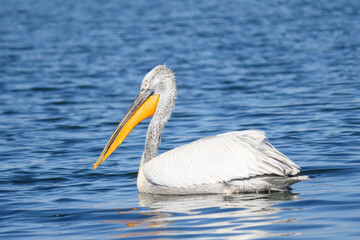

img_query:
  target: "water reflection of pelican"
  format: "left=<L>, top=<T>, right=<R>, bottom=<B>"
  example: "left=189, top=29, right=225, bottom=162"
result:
left=94, top=65, right=308, bottom=194
left=107, top=192, right=301, bottom=239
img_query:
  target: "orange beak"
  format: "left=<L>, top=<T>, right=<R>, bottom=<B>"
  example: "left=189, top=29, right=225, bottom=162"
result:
left=93, top=89, right=160, bottom=170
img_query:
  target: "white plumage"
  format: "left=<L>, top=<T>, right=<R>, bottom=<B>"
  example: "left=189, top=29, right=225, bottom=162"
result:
left=94, top=65, right=308, bottom=195
left=138, top=130, right=307, bottom=194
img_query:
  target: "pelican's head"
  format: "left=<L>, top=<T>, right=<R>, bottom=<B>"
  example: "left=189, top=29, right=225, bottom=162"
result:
left=93, top=65, right=176, bottom=169
left=142, top=65, right=176, bottom=97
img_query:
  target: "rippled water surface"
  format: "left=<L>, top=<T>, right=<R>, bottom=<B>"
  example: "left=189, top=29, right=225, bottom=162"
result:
left=1, top=0, right=360, bottom=239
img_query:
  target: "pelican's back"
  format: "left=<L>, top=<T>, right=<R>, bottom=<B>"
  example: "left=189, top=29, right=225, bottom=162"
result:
left=140, top=130, right=307, bottom=194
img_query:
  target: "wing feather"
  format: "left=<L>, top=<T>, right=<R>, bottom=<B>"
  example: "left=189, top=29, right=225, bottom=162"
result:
left=143, top=130, right=300, bottom=189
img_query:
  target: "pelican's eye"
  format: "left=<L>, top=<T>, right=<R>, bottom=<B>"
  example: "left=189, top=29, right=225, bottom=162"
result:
left=143, top=82, right=150, bottom=90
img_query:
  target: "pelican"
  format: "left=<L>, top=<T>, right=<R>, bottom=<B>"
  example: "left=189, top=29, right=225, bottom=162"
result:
left=93, top=65, right=308, bottom=194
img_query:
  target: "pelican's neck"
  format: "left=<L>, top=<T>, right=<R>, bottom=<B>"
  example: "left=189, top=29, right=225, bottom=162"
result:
left=142, top=92, right=175, bottom=164
left=142, top=116, right=162, bottom=162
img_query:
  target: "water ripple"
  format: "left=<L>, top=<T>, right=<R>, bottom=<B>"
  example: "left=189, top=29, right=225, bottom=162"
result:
left=1, top=0, right=360, bottom=239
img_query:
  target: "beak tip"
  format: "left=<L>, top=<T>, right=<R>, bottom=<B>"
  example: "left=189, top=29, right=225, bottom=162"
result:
left=93, top=164, right=98, bottom=170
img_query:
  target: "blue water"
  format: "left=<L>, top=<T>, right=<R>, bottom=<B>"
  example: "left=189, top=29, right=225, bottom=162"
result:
left=1, top=0, right=360, bottom=239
